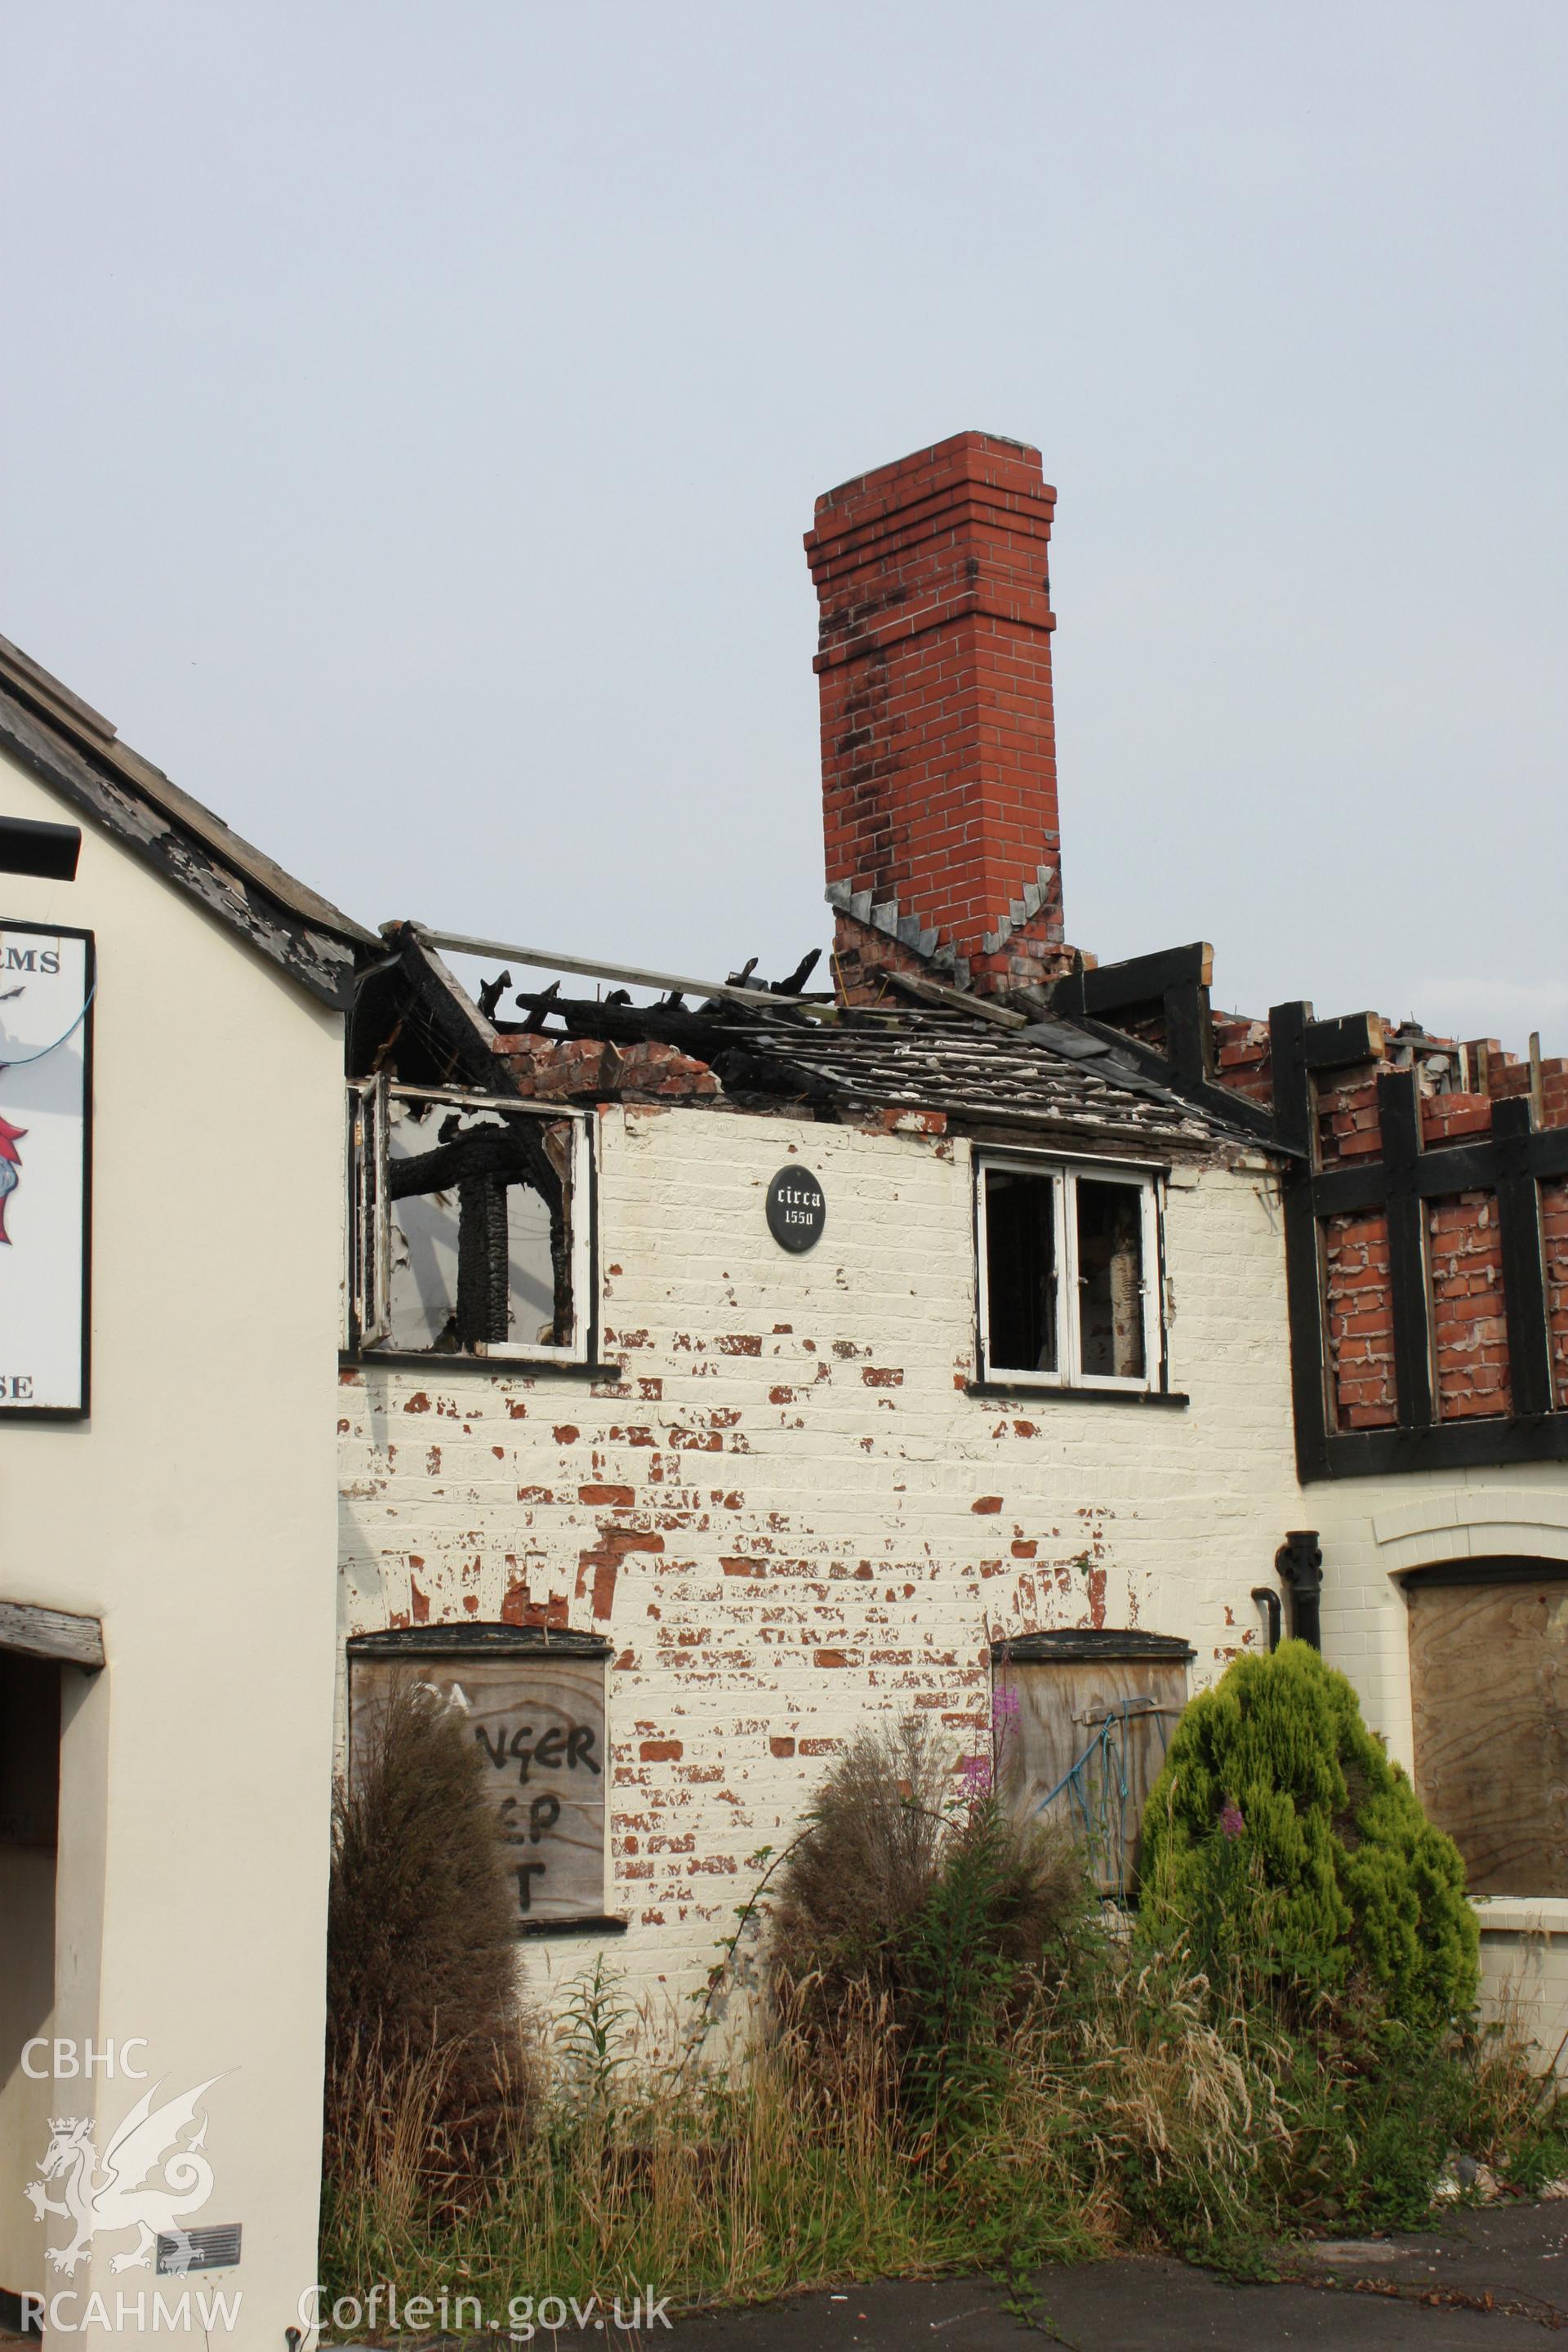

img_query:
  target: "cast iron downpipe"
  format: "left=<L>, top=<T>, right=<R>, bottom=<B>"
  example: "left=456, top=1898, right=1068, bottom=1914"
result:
left=1250, top=1585, right=1282, bottom=1653
left=1276, top=1530, right=1324, bottom=1649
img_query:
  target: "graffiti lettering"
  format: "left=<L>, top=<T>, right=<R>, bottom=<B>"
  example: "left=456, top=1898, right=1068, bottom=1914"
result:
left=474, top=1720, right=600, bottom=1782
left=514, top=1863, right=547, bottom=1914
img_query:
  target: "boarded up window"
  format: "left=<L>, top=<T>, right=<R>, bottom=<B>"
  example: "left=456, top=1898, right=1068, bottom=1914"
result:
left=350, top=1636, right=610, bottom=1931
left=1407, top=1569, right=1568, bottom=1898
left=993, top=1632, right=1192, bottom=1895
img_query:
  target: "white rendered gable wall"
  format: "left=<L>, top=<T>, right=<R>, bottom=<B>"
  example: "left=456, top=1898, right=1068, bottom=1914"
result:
left=0, top=740, right=345, bottom=2346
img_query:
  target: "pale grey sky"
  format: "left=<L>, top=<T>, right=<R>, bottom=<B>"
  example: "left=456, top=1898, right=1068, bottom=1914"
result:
left=3, top=2, right=1563, bottom=1045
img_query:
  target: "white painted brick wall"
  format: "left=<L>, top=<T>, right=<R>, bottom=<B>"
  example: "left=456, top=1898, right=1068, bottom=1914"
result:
left=338, top=1105, right=1303, bottom=2025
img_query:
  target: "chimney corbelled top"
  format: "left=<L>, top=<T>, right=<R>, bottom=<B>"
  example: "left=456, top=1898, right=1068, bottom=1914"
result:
left=804, top=430, right=1067, bottom=997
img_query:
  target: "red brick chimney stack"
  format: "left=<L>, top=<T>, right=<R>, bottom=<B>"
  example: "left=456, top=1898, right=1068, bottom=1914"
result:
left=804, top=431, right=1069, bottom=999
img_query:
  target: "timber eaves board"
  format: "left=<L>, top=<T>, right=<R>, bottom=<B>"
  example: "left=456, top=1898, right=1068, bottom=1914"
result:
left=0, top=676, right=371, bottom=1009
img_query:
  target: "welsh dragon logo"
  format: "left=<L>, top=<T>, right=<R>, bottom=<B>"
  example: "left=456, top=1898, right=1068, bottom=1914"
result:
left=0, top=1110, right=24, bottom=1242
left=25, top=2078, right=220, bottom=2275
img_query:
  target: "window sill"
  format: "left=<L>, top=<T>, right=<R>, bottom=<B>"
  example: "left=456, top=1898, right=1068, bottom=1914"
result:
left=966, top=1379, right=1190, bottom=1409
left=514, top=1913, right=629, bottom=1941
left=1472, top=1897, right=1568, bottom=1937
left=341, top=1348, right=623, bottom=1382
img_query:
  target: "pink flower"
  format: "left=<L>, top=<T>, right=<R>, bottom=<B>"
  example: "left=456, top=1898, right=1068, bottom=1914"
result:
left=960, top=1753, right=993, bottom=1797
left=1219, top=1799, right=1245, bottom=1840
left=991, top=1686, right=1021, bottom=1720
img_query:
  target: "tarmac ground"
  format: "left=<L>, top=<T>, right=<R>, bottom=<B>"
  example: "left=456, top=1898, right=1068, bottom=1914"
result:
left=11, top=2203, right=1568, bottom=2349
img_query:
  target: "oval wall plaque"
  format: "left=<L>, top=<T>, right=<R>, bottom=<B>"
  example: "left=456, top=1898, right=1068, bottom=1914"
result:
left=766, top=1165, right=826, bottom=1253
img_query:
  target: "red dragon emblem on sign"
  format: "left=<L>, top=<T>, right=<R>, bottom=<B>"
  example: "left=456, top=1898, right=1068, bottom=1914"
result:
left=0, top=1111, right=25, bottom=1243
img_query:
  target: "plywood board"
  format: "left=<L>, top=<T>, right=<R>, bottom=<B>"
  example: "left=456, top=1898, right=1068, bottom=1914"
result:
left=998, top=1656, right=1187, bottom=1893
left=352, top=1655, right=607, bottom=1928
left=1409, top=1580, right=1568, bottom=1898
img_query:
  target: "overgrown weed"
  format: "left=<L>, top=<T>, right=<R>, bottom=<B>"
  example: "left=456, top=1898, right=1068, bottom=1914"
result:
left=318, top=1700, right=1562, bottom=2332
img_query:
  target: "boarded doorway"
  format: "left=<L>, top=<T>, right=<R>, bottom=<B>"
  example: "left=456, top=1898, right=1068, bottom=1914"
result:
left=1405, top=1561, right=1568, bottom=1898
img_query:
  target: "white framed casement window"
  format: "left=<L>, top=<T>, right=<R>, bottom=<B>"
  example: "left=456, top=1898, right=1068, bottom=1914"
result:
left=976, top=1154, right=1165, bottom=1392
left=346, top=1077, right=595, bottom=1363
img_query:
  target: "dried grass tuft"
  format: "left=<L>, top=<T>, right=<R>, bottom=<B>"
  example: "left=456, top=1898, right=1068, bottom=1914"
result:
left=325, top=1675, right=535, bottom=2200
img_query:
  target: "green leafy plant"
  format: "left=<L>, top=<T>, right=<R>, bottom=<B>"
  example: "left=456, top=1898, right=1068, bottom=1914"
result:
left=558, top=1955, right=635, bottom=2114
left=1138, top=1640, right=1478, bottom=2028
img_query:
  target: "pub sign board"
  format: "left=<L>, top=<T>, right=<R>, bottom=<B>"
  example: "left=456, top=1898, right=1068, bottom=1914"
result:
left=351, top=1652, right=608, bottom=1930
left=766, top=1165, right=826, bottom=1253
left=0, top=922, right=93, bottom=1416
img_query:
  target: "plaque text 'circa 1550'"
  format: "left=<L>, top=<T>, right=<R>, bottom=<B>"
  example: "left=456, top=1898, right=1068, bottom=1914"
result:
left=765, top=1165, right=825, bottom=1254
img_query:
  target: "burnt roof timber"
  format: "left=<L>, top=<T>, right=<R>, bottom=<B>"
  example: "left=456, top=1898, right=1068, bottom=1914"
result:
left=377, top=930, right=519, bottom=1093
left=370, top=944, right=1283, bottom=1158
left=504, top=991, right=792, bottom=1051
left=1028, top=1004, right=1287, bottom=1152
left=408, top=924, right=806, bottom=1017
left=879, top=967, right=1029, bottom=1027
left=1074, top=941, right=1214, bottom=1013
left=463, top=982, right=1269, bottom=1152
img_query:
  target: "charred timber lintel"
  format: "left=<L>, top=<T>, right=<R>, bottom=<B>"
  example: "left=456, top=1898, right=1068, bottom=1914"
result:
left=386, top=1124, right=546, bottom=1200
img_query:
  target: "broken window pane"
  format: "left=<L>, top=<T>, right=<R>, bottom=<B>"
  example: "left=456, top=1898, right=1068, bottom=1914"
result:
left=984, top=1168, right=1058, bottom=1374
left=385, top=1093, right=577, bottom=1355
left=1076, top=1178, right=1145, bottom=1379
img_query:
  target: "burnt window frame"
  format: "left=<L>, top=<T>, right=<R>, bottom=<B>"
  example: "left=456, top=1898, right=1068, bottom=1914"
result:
left=346, top=1076, right=597, bottom=1367
left=974, top=1151, right=1167, bottom=1395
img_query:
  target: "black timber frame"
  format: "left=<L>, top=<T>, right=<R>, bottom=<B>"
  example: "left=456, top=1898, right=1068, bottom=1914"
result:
left=1049, top=942, right=1281, bottom=1149
left=1271, top=999, right=1568, bottom=1481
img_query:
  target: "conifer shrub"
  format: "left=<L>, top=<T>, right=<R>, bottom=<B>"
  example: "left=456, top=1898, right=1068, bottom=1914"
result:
left=1138, top=1640, right=1478, bottom=2026
left=325, top=1677, right=533, bottom=2197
